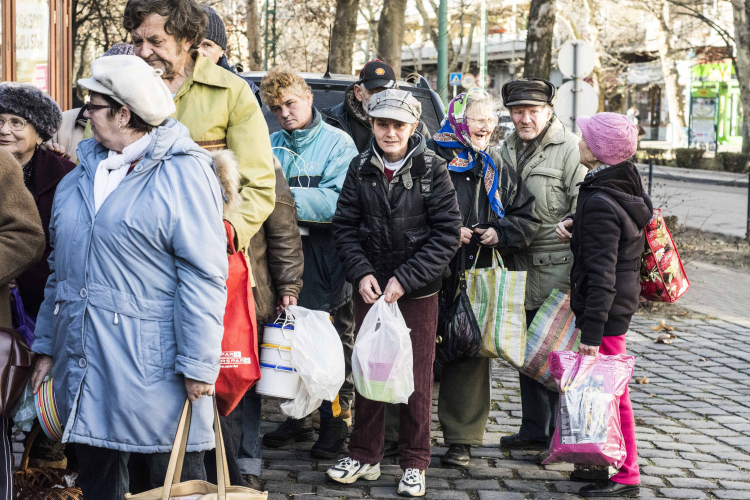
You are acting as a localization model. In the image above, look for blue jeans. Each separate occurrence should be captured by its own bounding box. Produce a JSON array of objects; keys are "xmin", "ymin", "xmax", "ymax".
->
[{"xmin": 237, "ymin": 386, "xmax": 263, "ymax": 477}]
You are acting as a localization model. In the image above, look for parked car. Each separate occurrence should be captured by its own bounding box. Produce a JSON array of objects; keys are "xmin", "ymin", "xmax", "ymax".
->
[{"xmin": 242, "ymin": 71, "xmax": 447, "ymax": 135}]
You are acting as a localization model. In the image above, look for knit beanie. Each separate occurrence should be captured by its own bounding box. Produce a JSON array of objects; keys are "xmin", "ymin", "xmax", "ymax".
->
[
  {"xmin": 576, "ymin": 113, "xmax": 638, "ymax": 166},
  {"xmin": 0, "ymin": 83, "xmax": 62, "ymax": 141},
  {"xmin": 104, "ymin": 42, "xmax": 135, "ymax": 57},
  {"xmin": 203, "ymin": 7, "xmax": 228, "ymax": 51}
]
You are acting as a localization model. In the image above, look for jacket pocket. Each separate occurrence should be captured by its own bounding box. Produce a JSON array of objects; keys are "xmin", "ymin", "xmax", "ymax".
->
[
  {"xmin": 140, "ymin": 319, "xmax": 165, "ymax": 385},
  {"xmin": 527, "ymin": 168, "xmax": 567, "ymax": 218},
  {"xmin": 404, "ymin": 226, "xmax": 430, "ymax": 256},
  {"xmin": 528, "ymin": 251, "xmax": 574, "ymax": 304}
]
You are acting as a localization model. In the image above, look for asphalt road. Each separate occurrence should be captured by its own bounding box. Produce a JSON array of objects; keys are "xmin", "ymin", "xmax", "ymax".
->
[{"xmin": 645, "ymin": 176, "xmax": 749, "ymax": 238}]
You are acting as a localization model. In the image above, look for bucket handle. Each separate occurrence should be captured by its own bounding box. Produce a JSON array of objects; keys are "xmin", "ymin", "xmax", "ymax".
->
[{"xmin": 274, "ymin": 310, "xmax": 294, "ymax": 328}]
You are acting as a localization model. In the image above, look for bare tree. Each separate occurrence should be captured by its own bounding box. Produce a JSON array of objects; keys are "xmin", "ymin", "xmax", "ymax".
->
[
  {"xmin": 246, "ymin": 0, "xmax": 262, "ymax": 70},
  {"xmin": 654, "ymin": 0, "xmax": 687, "ymax": 142},
  {"xmin": 377, "ymin": 0, "xmax": 409, "ymax": 76},
  {"xmin": 524, "ymin": 0, "xmax": 557, "ymax": 79},
  {"xmin": 330, "ymin": 0, "xmax": 360, "ymax": 74}
]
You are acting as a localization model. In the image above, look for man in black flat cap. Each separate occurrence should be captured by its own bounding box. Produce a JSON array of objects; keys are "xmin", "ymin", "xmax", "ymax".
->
[
  {"xmin": 497, "ymin": 78, "xmax": 587, "ymax": 460},
  {"xmin": 324, "ymin": 59, "xmax": 430, "ymax": 152}
]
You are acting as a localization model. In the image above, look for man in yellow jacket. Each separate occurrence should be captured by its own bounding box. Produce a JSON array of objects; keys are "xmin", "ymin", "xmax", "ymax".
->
[
  {"xmin": 124, "ymin": 0, "xmax": 276, "ymax": 253},
  {"xmin": 123, "ymin": 0, "xmax": 275, "ymax": 490}
]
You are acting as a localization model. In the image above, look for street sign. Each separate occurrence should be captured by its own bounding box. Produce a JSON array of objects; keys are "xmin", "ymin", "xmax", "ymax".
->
[
  {"xmin": 558, "ymin": 40, "xmax": 595, "ymax": 79},
  {"xmin": 461, "ymin": 73, "xmax": 476, "ymax": 89},
  {"xmin": 450, "ymin": 73, "xmax": 462, "ymax": 86},
  {"xmin": 555, "ymin": 80, "xmax": 598, "ymax": 133}
]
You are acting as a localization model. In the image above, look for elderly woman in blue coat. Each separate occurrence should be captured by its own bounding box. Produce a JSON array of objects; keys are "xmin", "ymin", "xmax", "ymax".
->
[{"xmin": 29, "ymin": 55, "xmax": 228, "ymax": 500}]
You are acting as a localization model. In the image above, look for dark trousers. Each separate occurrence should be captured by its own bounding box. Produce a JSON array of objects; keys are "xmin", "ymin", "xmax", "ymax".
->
[
  {"xmin": 0, "ymin": 418, "xmax": 11, "ymax": 500},
  {"xmin": 81, "ymin": 444, "xmax": 205, "ymax": 499},
  {"xmin": 237, "ymin": 386, "xmax": 263, "ymax": 477},
  {"xmin": 518, "ymin": 308, "xmax": 559, "ymax": 444},
  {"xmin": 348, "ymin": 294, "xmax": 438, "ymax": 471},
  {"xmin": 205, "ymin": 406, "xmax": 245, "ymax": 486}
]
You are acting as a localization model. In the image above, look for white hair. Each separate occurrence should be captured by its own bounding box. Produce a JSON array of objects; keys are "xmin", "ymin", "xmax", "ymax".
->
[{"xmin": 465, "ymin": 90, "xmax": 501, "ymax": 116}]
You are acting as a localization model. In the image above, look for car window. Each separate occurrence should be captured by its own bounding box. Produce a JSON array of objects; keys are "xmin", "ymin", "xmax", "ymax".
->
[{"xmin": 249, "ymin": 76, "xmax": 444, "ymax": 136}]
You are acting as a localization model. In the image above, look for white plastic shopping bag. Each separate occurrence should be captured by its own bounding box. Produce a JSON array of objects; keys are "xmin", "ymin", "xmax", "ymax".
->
[
  {"xmin": 352, "ymin": 297, "xmax": 414, "ymax": 404},
  {"xmin": 280, "ymin": 306, "xmax": 345, "ymax": 418}
]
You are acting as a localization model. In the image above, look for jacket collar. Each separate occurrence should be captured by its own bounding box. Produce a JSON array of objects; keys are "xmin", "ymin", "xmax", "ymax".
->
[
  {"xmin": 280, "ymin": 108, "xmax": 323, "ymax": 149},
  {"xmin": 175, "ymin": 53, "xmax": 231, "ymax": 100},
  {"xmin": 344, "ymin": 83, "xmax": 369, "ymax": 127},
  {"xmin": 363, "ymin": 133, "xmax": 426, "ymax": 177}
]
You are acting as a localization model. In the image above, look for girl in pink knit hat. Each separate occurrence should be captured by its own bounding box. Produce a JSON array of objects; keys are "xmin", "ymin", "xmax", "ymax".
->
[{"xmin": 559, "ymin": 112, "xmax": 653, "ymax": 498}]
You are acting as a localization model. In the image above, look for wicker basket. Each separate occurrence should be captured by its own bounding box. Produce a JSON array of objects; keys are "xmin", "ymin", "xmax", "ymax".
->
[{"xmin": 13, "ymin": 427, "xmax": 82, "ymax": 500}]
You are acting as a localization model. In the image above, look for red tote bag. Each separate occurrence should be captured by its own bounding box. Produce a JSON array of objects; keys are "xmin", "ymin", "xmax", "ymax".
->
[
  {"xmin": 215, "ymin": 221, "xmax": 261, "ymax": 416},
  {"xmin": 640, "ymin": 209, "xmax": 690, "ymax": 303}
]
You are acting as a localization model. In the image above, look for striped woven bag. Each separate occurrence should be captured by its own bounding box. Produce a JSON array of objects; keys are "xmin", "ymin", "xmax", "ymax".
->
[
  {"xmin": 464, "ymin": 249, "xmax": 527, "ymax": 367},
  {"xmin": 521, "ymin": 289, "xmax": 581, "ymax": 391}
]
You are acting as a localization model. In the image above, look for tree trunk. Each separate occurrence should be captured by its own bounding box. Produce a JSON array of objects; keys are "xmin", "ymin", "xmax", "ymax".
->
[
  {"xmin": 523, "ymin": 0, "xmax": 557, "ymax": 79},
  {"xmin": 329, "ymin": 0, "xmax": 360, "ymax": 74},
  {"xmin": 732, "ymin": 0, "xmax": 750, "ymax": 154},
  {"xmin": 377, "ymin": 0, "xmax": 408, "ymax": 77},
  {"xmin": 580, "ymin": 0, "xmax": 606, "ymax": 112},
  {"xmin": 246, "ymin": 0, "xmax": 262, "ymax": 70},
  {"xmin": 460, "ymin": 9, "xmax": 478, "ymax": 75},
  {"xmin": 655, "ymin": 1, "xmax": 686, "ymax": 144}
]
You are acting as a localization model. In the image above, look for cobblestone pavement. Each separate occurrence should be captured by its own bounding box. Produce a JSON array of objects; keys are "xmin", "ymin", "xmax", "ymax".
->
[{"xmin": 258, "ymin": 313, "xmax": 750, "ymax": 500}]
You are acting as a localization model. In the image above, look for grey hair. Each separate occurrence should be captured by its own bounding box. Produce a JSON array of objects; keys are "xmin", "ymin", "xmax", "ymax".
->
[{"xmin": 465, "ymin": 90, "xmax": 501, "ymax": 116}]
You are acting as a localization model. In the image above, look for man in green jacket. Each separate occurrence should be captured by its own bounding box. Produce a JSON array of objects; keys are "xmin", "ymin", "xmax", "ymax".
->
[
  {"xmin": 124, "ymin": 0, "xmax": 276, "ymax": 254},
  {"xmin": 124, "ymin": 0, "xmax": 276, "ymax": 489},
  {"xmin": 497, "ymin": 79, "xmax": 587, "ymax": 457}
]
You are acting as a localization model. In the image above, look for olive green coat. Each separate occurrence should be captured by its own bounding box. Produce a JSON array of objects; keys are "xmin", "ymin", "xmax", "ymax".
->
[{"xmin": 499, "ymin": 116, "xmax": 587, "ymax": 310}]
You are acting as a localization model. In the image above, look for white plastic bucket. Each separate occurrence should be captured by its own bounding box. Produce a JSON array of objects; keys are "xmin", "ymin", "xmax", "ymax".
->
[
  {"xmin": 263, "ymin": 322, "xmax": 294, "ymax": 347},
  {"xmin": 256, "ymin": 344, "xmax": 299, "ymax": 399}
]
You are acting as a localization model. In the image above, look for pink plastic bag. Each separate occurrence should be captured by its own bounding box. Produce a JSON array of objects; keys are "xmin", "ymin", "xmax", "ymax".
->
[{"xmin": 543, "ymin": 351, "xmax": 636, "ymax": 468}]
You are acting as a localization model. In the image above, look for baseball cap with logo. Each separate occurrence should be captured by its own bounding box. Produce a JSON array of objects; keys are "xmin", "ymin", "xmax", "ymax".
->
[{"xmin": 359, "ymin": 60, "xmax": 397, "ymax": 90}]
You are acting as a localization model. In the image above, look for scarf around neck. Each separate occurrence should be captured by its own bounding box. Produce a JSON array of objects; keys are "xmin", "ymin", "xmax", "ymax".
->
[
  {"xmin": 433, "ymin": 92, "xmax": 504, "ymax": 218},
  {"xmin": 93, "ymin": 132, "xmax": 152, "ymax": 213}
]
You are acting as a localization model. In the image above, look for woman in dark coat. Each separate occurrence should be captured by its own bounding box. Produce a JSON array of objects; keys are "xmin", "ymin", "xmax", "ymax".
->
[
  {"xmin": 560, "ymin": 112, "xmax": 651, "ymax": 498},
  {"xmin": 0, "ymin": 83, "xmax": 75, "ymax": 317},
  {"xmin": 427, "ymin": 90, "xmax": 540, "ymax": 466},
  {"xmin": 328, "ymin": 89, "xmax": 461, "ymax": 498}
]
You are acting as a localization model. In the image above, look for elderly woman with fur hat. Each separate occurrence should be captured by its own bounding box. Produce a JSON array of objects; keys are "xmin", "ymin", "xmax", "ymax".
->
[
  {"xmin": 0, "ymin": 83, "xmax": 75, "ymax": 319},
  {"xmin": 30, "ymin": 55, "xmax": 228, "ymax": 500},
  {"xmin": 560, "ymin": 113, "xmax": 651, "ymax": 498}
]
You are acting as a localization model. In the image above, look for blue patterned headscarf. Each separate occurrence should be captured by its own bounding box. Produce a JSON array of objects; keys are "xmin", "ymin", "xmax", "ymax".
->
[{"xmin": 433, "ymin": 92, "xmax": 504, "ymax": 218}]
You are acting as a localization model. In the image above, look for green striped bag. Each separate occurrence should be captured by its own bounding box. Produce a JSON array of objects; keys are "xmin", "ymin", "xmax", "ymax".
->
[
  {"xmin": 464, "ymin": 249, "xmax": 527, "ymax": 367},
  {"xmin": 521, "ymin": 289, "xmax": 581, "ymax": 392}
]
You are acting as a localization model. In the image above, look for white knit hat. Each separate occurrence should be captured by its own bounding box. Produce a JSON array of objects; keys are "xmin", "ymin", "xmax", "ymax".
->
[{"xmin": 78, "ymin": 55, "xmax": 176, "ymax": 126}]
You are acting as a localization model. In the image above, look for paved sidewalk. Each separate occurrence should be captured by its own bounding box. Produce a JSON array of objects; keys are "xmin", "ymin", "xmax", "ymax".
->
[
  {"xmin": 636, "ymin": 163, "xmax": 749, "ymax": 188},
  {"xmin": 679, "ymin": 262, "xmax": 750, "ymax": 327},
  {"xmin": 259, "ymin": 314, "xmax": 750, "ymax": 500}
]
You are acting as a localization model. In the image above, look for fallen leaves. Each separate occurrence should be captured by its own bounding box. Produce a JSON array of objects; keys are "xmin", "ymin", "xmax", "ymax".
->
[
  {"xmin": 636, "ymin": 377, "xmax": 650, "ymax": 384},
  {"xmin": 651, "ymin": 320, "xmax": 675, "ymax": 331},
  {"xmin": 654, "ymin": 334, "xmax": 677, "ymax": 344}
]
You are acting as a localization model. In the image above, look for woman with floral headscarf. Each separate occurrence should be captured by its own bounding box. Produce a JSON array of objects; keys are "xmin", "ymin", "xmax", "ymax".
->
[{"xmin": 426, "ymin": 90, "xmax": 540, "ymax": 466}]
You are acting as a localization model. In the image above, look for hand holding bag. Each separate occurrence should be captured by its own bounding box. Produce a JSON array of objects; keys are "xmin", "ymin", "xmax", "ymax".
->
[
  {"xmin": 125, "ymin": 397, "xmax": 267, "ymax": 500},
  {"xmin": 464, "ymin": 248, "xmax": 527, "ymax": 367}
]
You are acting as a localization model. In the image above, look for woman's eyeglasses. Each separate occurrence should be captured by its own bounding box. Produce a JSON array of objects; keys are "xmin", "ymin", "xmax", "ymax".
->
[
  {"xmin": 465, "ymin": 116, "xmax": 498, "ymax": 129},
  {"xmin": 84, "ymin": 102, "xmax": 115, "ymax": 112},
  {"xmin": 0, "ymin": 117, "xmax": 28, "ymax": 131}
]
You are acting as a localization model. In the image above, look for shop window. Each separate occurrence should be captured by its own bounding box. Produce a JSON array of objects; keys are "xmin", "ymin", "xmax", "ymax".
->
[{"xmin": 15, "ymin": 0, "xmax": 49, "ymax": 91}]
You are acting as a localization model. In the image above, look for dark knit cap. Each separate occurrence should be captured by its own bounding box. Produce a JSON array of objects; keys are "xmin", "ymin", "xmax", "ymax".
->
[
  {"xmin": 502, "ymin": 78, "xmax": 557, "ymax": 107},
  {"xmin": 203, "ymin": 7, "xmax": 228, "ymax": 51},
  {"xmin": 104, "ymin": 42, "xmax": 135, "ymax": 57},
  {"xmin": 0, "ymin": 83, "xmax": 62, "ymax": 141}
]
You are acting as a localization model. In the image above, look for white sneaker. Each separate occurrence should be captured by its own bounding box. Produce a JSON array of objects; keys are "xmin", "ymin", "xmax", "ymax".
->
[
  {"xmin": 326, "ymin": 457, "xmax": 381, "ymax": 484},
  {"xmin": 398, "ymin": 468, "xmax": 426, "ymax": 497}
]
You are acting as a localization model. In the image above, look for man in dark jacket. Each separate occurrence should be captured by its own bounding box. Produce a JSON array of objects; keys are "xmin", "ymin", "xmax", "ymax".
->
[
  {"xmin": 323, "ymin": 60, "xmax": 430, "ymax": 153},
  {"xmin": 562, "ymin": 113, "xmax": 649, "ymax": 498}
]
